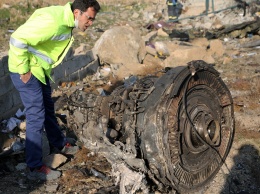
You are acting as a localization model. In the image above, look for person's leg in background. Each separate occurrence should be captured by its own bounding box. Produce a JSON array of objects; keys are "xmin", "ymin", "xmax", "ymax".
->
[
  {"xmin": 167, "ymin": 0, "xmax": 175, "ymax": 19},
  {"xmin": 172, "ymin": 0, "xmax": 179, "ymax": 19},
  {"xmin": 205, "ymin": 0, "xmax": 214, "ymax": 15},
  {"xmin": 205, "ymin": 0, "xmax": 209, "ymax": 14},
  {"xmin": 211, "ymin": 0, "xmax": 215, "ymax": 12}
]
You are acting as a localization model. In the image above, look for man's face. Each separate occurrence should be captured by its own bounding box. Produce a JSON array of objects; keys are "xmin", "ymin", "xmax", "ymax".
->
[{"xmin": 74, "ymin": 7, "xmax": 97, "ymax": 32}]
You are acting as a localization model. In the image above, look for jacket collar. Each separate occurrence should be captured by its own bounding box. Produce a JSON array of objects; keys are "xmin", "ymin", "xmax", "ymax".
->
[{"xmin": 64, "ymin": 2, "xmax": 75, "ymax": 28}]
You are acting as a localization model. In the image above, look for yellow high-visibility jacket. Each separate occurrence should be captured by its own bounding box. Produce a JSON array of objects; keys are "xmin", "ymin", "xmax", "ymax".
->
[{"xmin": 8, "ymin": 2, "xmax": 74, "ymax": 84}]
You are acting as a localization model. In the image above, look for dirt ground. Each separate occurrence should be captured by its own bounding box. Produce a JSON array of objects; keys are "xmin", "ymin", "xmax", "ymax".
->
[{"xmin": 0, "ymin": 0, "xmax": 260, "ymax": 194}]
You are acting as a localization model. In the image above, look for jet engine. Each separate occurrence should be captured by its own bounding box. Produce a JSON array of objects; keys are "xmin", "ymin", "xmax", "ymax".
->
[{"xmin": 66, "ymin": 60, "xmax": 234, "ymax": 193}]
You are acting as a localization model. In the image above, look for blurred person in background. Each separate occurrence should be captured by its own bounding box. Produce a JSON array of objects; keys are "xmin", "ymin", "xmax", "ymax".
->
[{"xmin": 167, "ymin": 0, "xmax": 184, "ymax": 20}]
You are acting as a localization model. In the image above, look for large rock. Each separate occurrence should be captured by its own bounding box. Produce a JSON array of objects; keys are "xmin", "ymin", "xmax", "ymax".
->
[
  {"xmin": 109, "ymin": 59, "xmax": 163, "ymax": 81},
  {"xmin": 163, "ymin": 45, "xmax": 215, "ymax": 67},
  {"xmin": 161, "ymin": 38, "xmax": 225, "ymax": 68},
  {"xmin": 92, "ymin": 26, "xmax": 146, "ymax": 65}
]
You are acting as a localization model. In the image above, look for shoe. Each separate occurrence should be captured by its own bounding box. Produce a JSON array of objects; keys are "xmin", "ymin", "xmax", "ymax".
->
[
  {"xmin": 65, "ymin": 137, "xmax": 77, "ymax": 145},
  {"xmin": 27, "ymin": 165, "xmax": 61, "ymax": 181},
  {"xmin": 60, "ymin": 142, "xmax": 79, "ymax": 155}
]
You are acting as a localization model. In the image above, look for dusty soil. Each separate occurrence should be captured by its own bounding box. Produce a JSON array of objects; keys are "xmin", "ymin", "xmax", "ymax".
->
[
  {"xmin": 203, "ymin": 40, "xmax": 260, "ymax": 194},
  {"xmin": 0, "ymin": 0, "xmax": 260, "ymax": 194}
]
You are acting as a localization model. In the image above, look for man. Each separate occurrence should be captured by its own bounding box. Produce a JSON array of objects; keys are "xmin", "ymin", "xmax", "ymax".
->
[
  {"xmin": 167, "ymin": 0, "xmax": 183, "ymax": 20},
  {"xmin": 8, "ymin": 0, "xmax": 100, "ymax": 181}
]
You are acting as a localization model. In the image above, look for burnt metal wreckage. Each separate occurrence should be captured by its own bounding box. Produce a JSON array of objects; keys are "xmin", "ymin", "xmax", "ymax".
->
[{"xmin": 66, "ymin": 60, "xmax": 235, "ymax": 193}]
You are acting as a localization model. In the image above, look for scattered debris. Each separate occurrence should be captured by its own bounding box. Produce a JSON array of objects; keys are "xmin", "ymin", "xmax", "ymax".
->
[{"xmin": 0, "ymin": 0, "xmax": 260, "ymax": 193}]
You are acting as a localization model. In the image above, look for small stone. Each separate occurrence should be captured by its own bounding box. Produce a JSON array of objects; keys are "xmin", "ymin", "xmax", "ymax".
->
[
  {"xmin": 43, "ymin": 154, "xmax": 67, "ymax": 169},
  {"xmin": 46, "ymin": 184, "xmax": 59, "ymax": 192},
  {"xmin": 2, "ymin": 3, "xmax": 11, "ymax": 8},
  {"xmin": 132, "ymin": 12, "xmax": 139, "ymax": 19},
  {"xmin": 157, "ymin": 28, "xmax": 169, "ymax": 37},
  {"xmin": 18, "ymin": 178, "xmax": 27, "ymax": 189},
  {"xmin": 15, "ymin": 163, "xmax": 27, "ymax": 171},
  {"xmin": 18, "ymin": 121, "xmax": 26, "ymax": 131}
]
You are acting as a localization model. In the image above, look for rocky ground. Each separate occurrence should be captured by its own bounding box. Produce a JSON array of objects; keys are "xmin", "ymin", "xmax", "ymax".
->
[{"xmin": 0, "ymin": 0, "xmax": 260, "ymax": 194}]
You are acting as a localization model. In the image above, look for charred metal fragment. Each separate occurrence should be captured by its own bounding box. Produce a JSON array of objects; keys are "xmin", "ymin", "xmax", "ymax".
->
[{"xmin": 66, "ymin": 60, "xmax": 235, "ymax": 193}]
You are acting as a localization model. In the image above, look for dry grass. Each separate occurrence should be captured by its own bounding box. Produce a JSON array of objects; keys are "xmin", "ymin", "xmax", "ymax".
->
[
  {"xmin": 0, "ymin": 0, "xmax": 67, "ymax": 6},
  {"xmin": 229, "ymin": 73, "xmax": 260, "ymax": 110},
  {"xmin": 235, "ymin": 119, "xmax": 260, "ymax": 140},
  {"xmin": 0, "ymin": 0, "xmax": 156, "ymax": 7}
]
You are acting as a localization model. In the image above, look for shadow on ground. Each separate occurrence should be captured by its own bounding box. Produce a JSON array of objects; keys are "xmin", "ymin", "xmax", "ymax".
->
[{"xmin": 221, "ymin": 144, "xmax": 260, "ymax": 194}]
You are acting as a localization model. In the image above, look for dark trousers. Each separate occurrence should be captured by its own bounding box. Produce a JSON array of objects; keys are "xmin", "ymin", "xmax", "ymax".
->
[
  {"xmin": 10, "ymin": 73, "xmax": 66, "ymax": 168},
  {"xmin": 168, "ymin": 0, "xmax": 181, "ymax": 18}
]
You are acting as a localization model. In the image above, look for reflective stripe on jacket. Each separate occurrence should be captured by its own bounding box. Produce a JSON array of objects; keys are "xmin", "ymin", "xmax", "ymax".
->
[
  {"xmin": 8, "ymin": 2, "xmax": 74, "ymax": 84},
  {"xmin": 167, "ymin": 0, "xmax": 177, "ymax": 5}
]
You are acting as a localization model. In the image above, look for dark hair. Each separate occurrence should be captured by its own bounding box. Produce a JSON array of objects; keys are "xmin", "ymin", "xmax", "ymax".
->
[{"xmin": 71, "ymin": 0, "xmax": 101, "ymax": 12}]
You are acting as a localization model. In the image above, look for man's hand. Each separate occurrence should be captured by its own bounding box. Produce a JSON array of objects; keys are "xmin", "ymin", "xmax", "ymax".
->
[{"xmin": 20, "ymin": 71, "xmax": 31, "ymax": 84}]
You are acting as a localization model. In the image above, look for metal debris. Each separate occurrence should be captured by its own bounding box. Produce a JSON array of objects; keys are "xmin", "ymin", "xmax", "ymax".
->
[{"xmin": 66, "ymin": 60, "xmax": 235, "ymax": 193}]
